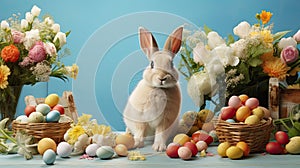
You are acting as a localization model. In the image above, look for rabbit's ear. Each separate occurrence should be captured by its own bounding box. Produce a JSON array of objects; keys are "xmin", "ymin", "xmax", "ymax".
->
[
  {"xmin": 139, "ymin": 27, "xmax": 159, "ymax": 59},
  {"xmin": 163, "ymin": 26, "xmax": 183, "ymax": 57}
]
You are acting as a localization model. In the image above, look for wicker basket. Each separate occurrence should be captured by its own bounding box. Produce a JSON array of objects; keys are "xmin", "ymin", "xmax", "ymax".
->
[
  {"xmin": 12, "ymin": 120, "xmax": 71, "ymax": 143},
  {"xmin": 215, "ymin": 117, "xmax": 274, "ymax": 153}
]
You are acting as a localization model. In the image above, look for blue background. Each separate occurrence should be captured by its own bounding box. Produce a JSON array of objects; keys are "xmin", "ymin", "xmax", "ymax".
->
[{"xmin": 1, "ymin": 0, "xmax": 300, "ymax": 131}]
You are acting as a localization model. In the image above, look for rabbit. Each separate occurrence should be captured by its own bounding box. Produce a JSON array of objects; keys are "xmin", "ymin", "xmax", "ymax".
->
[{"xmin": 123, "ymin": 26, "xmax": 183, "ymax": 151}]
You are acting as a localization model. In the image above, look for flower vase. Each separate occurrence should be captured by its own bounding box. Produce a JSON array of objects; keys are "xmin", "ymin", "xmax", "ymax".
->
[{"xmin": 0, "ymin": 85, "xmax": 23, "ymax": 124}]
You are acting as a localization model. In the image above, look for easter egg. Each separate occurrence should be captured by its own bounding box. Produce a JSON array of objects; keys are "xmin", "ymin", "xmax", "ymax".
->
[
  {"xmin": 196, "ymin": 141, "xmax": 208, "ymax": 152},
  {"xmin": 85, "ymin": 143, "xmax": 100, "ymax": 157},
  {"xmin": 245, "ymin": 98, "xmax": 259, "ymax": 109},
  {"xmin": 43, "ymin": 149, "xmax": 56, "ymax": 165},
  {"xmin": 178, "ymin": 146, "xmax": 192, "ymax": 160},
  {"xmin": 96, "ymin": 146, "xmax": 115, "ymax": 159},
  {"xmin": 115, "ymin": 133, "xmax": 135, "ymax": 149},
  {"xmin": 221, "ymin": 106, "xmax": 236, "ymax": 120},
  {"xmin": 244, "ymin": 115, "xmax": 260, "ymax": 125},
  {"xmin": 275, "ymin": 131, "xmax": 290, "ymax": 145},
  {"xmin": 115, "ymin": 144, "xmax": 128, "ymax": 157},
  {"xmin": 45, "ymin": 93, "xmax": 60, "ymax": 108},
  {"xmin": 28, "ymin": 112, "xmax": 44, "ymax": 123},
  {"xmin": 15, "ymin": 115, "xmax": 28, "ymax": 123},
  {"xmin": 166, "ymin": 143, "xmax": 180, "ymax": 158},
  {"xmin": 52, "ymin": 104, "xmax": 65, "ymax": 115},
  {"xmin": 38, "ymin": 138, "xmax": 57, "ymax": 155},
  {"xmin": 228, "ymin": 96, "xmax": 242, "ymax": 109},
  {"xmin": 266, "ymin": 141, "xmax": 283, "ymax": 154},
  {"xmin": 57, "ymin": 142, "xmax": 72, "ymax": 158},
  {"xmin": 236, "ymin": 141, "xmax": 250, "ymax": 156},
  {"xmin": 46, "ymin": 110, "xmax": 61, "ymax": 123},
  {"xmin": 226, "ymin": 146, "xmax": 244, "ymax": 159},
  {"xmin": 217, "ymin": 141, "xmax": 231, "ymax": 157},
  {"xmin": 183, "ymin": 142, "xmax": 198, "ymax": 157},
  {"xmin": 226, "ymin": 119, "xmax": 236, "ymax": 123},
  {"xmin": 252, "ymin": 107, "xmax": 265, "ymax": 119},
  {"xmin": 36, "ymin": 103, "xmax": 51, "ymax": 115},
  {"xmin": 24, "ymin": 105, "xmax": 36, "ymax": 117},
  {"xmin": 173, "ymin": 133, "xmax": 190, "ymax": 146},
  {"xmin": 236, "ymin": 106, "xmax": 251, "ymax": 122},
  {"xmin": 239, "ymin": 94, "xmax": 249, "ymax": 105},
  {"xmin": 259, "ymin": 106, "xmax": 271, "ymax": 119}
]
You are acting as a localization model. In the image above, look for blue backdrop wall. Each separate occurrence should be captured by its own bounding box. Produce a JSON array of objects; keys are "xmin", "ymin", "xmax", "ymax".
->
[{"xmin": 1, "ymin": 0, "xmax": 300, "ymax": 131}]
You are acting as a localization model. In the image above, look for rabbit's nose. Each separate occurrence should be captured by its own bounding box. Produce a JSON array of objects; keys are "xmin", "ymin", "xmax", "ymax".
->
[{"xmin": 160, "ymin": 77, "xmax": 167, "ymax": 82}]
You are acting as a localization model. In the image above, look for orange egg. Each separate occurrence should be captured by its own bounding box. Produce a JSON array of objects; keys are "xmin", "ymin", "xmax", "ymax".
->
[
  {"xmin": 239, "ymin": 94, "xmax": 249, "ymax": 105},
  {"xmin": 236, "ymin": 106, "xmax": 251, "ymax": 122},
  {"xmin": 236, "ymin": 141, "xmax": 250, "ymax": 156}
]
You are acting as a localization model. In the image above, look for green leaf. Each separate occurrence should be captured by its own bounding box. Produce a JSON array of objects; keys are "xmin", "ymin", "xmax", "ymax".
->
[
  {"xmin": 227, "ymin": 34, "xmax": 235, "ymax": 45},
  {"xmin": 273, "ymin": 31, "xmax": 290, "ymax": 42},
  {"xmin": 238, "ymin": 62, "xmax": 251, "ymax": 84},
  {"xmin": 248, "ymin": 57, "xmax": 263, "ymax": 67},
  {"xmin": 203, "ymin": 25, "xmax": 212, "ymax": 35}
]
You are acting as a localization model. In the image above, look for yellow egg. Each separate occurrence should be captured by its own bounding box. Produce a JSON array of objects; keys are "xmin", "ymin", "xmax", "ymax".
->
[
  {"xmin": 217, "ymin": 141, "xmax": 231, "ymax": 157},
  {"xmin": 244, "ymin": 115, "xmax": 260, "ymax": 125},
  {"xmin": 45, "ymin": 94, "xmax": 60, "ymax": 108},
  {"xmin": 236, "ymin": 106, "xmax": 251, "ymax": 122},
  {"xmin": 115, "ymin": 144, "xmax": 128, "ymax": 157},
  {"xmin": 173, "ymin": 133, "xmax": 190, "ymax": 146},
  {"xmin": 38, "ymin": 138, "xmax": 57, "ymax": 155},
  {"xmin": 226, "ymin": 146, "xmax": 244, "ymax": 159},
  {"xmin": 252, "ymin": 107, "xmax": 265, "ymax": 119},
  {"xmin": 115, "ymin": 133, "xmax": 135, "ymax": 150}
]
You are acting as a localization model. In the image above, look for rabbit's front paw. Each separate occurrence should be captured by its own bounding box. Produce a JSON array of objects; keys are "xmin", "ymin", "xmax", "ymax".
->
[
  {"xmin": 134, "ymin": 138, "xmax": 144, "ymax": 148},
  {"xmin": 152, "ymin": 142, "xmax": 166, "ymax": 152}
]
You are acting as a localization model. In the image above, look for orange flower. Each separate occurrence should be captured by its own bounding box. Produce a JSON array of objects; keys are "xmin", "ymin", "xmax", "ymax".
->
[
  {"xmin": 262, "ymin": 57, "xmax": 290, "ymax": 80},
  {"xmin": 1, "ymin": 44, "xmax": 20, "ymax": 62},
  {"xmin": 260, "ymin": 10, "xmax": 273, "ymax": 24}
]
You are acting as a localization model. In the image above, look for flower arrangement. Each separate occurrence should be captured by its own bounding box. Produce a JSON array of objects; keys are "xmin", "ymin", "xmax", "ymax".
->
[
  {"xmin": 179, "ymin": 10, "xmax": 300, "ymax": 110},
  {"xmin": 0, "ymin": 5, "xmax": 78, "ymax": 119}
]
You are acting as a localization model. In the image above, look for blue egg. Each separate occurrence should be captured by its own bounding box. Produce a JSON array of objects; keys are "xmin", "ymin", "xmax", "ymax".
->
[
  {"xmin": 226, "ymin": 119, "xmax": 236, "ymax": 123},
  {"xmin": 96, "ymin": 146, "xmax": 114, "ymax": 159},
  {"xmin": 46, "ymin": 110, "xmax": 60, "ymax": 122},
  {"xmin": 43, "ymin": 149, "xmax": 56, "ymax": 165},
  {"xmin": 36, "ymin": 104, "xmax": 51, "ymax": 115}
]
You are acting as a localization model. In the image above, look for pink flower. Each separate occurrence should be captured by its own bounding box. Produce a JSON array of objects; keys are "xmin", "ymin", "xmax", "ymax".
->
[
  {"xmin": 28, "ymin": 41, "xmax": 46, "ymax": 62},
  {"xmin": 293, "ymin": 29, "xmax": 300, "ymax": 43},
  {"xmin": 280, "ymin": 45, "xmax": 299, "ymax": 64},
  {"xmin": 11, "ymin": 30, "xmax": 24, "ymax": 44}
]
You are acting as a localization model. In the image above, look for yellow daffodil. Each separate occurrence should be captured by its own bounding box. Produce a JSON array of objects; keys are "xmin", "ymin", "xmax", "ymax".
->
[
  {"xmin": 0, "ymin": 65, "xmax": 10, "ymax": 89},
  {"xmin": 65, "ymin": 64, "xmax": 79, "ymax": 79},
  {"xmin": 92, "ymin": 124, "xmax": 111, "ymax": 135},
  {"xmin": 77, "ymin": 113, "xmax": 92, "ymax": 126},
  {"xmin": 67, "ymin": 125, "xmax": 85, "ymax": 145},
  {"xmin": 260, "ymin": 10, "xmax": 273, "ymax": 24},
  {"xmin": 262, "ymin": 57, "xmax": 290, "ymax": 80}
]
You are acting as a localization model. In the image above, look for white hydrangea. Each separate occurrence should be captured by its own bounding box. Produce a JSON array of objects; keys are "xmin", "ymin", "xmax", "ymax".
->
[{"xmin": 233, "ymin": 21, "xmax": 251, "ymax": 39}]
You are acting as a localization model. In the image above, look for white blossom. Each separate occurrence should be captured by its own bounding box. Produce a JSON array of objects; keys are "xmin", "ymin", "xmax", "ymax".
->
[
  {"xmin": 207, "ymin": 31, "xmax": 225, "ymax": 49},
  {"xmin": 23, "ymin": 29, "xmax": 40, "ymax": 50},
  {"xmin": 54, "ymin": 32, "xmax": 66, "ymax": 48},
  {"xmin": 212, "ymin": 44, "xmax": 239, "ymax": 66},
  {"xmin": 20, "ymin": 19, "xmax": 28, "ymax": 29},
  {"xmin": 233, "ymin": 21, "xmax": 251, "ymax": 39},
  {"xmin": 25, "ymin": 12, "xmax": 34, "ymax": 23},
  {"xmin": 0, "ymin": 20, "xmax": 9, "ymax": 29},
  {"xmin": 278, "ymin": 37, "xmax": 297, "ymax": 49},
  {"xmin": 31, "ymin": 5, "xmax": 41, "ymax": 17},
  {"xmin": 51, "ymin": 23, "xmax": 60, "ymax": 33},
  {"xmin": 44, "ymin": 42, "xmax": 57, "ymax": 56},
  {"xmin": 44, "ymin": 17, "xmax": 54, "ymax": 25}
]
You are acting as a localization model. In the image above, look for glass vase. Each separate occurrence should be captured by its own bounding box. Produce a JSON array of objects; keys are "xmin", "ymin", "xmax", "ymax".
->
[{"xmin": 0, "ymin": 85, "xmax": 23, "ymax": 123}]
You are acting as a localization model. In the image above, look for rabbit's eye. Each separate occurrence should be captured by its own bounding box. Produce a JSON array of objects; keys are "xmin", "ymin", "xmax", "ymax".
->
[{"xmin": 150, "ymin": 61, "xmax": 154, "ymax": 69}]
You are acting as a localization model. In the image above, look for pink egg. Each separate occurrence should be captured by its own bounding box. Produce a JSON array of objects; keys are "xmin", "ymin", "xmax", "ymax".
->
[
  {"xmin": 245, "ymin": 98, "xmax": 259, "ymax": 109},
  {"xmin": 196, "ymin": 141, "xmax": 208, "ymax": 152},
  {"xmin": 228, "ymin": 96, "xmax": 242, "ymax": 109},
  {"xmin": 178, "ymin": 146, "xmax": 192, "ymax": 160}
]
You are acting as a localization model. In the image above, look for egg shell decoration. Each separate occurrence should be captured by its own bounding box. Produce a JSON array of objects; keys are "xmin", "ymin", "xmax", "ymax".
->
[
  {"xmin": 114, "ymin": 144, "xmax": 128, "ymax": 157},
  {"xmin": 177, "ymin": 146, "xmax": 192, "ymax": 160},
  {"xmin": 228, "ymin": 96, "xmax": 242, "ymax": 109},
  {"xmin": 45, "ymin": 93, "xmax": 60, "ymax": 108},
  {"xmin": 85, "ymin": 144, "xmax": 100, "ymax": 157},
  {"xmin": 115, "ymin": 133, "xmax": 135, "ymax": 149},
  {"xmin": 46, "ymin": 110, "xmax": 61, "ymax": 123},
  {"xmin": 38, "ymin": 138, "xmax": 57, "ymax": 155},
  {"xmin": 15, "ymin": 115, "xmax": 28, "ymax": 123},
  {"xmin": 96, "ymin": 146, "xmax": 115, "ymax": 159},
  {"xmin": 245, "ymin": 97, "xmax": 259, "ymax": 109},
  {"xmin": 24, "ymin": 105, "xmax": 36, "ymax": 117},
  {"xmin": 36, "ymin": 103, "xmax": 51, "ymax": 115},
  {"xmin": 57, "ymin": 142, "xmax": 72, "ymax": 158},
  {"xmin": 28, "ymin": 112, "xmax": 44, "ymax": 123},
  {"xmin": 43, "ymin": 149, "xmax": 56, "ymax": 165}
]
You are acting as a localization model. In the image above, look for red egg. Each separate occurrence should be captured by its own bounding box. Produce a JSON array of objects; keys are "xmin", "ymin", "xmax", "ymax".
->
[
  {"xmin": 183, "ymin": 142, "xmax": 198, "ymax": 157},
  {"xmin": 228, "ymin": 96, "xmax": 242, "ymax": 109},
  {"xmin": 52, "ymin": 104, "xmax": 65, "ymax": 115},
  {"xmin": 245, "ymin": 98, "xmax": 259, "ymax": 109},
  {"xmin": 220, "ymin": 106, "xmax": 236, "ymax": 120},
  {"xmin": 191, "ymin": 131, "xmax": 213, "ymax": 145},
  {"xmin": 24, "ymin": 105, "xmax": 36, "ymax": 117},
  {"xmin": 275, "ymin": 131, "xmax": 290, "ymax": 145},
  {"xmin": 166, "ymin": 143, "xmax": 180, "ymax": 158},
  {"xmin": 266, "ymin": 142, "xmax": 283, "ymax": 154}
]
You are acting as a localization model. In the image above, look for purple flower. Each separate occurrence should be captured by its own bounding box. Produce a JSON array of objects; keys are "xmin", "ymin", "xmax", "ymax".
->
[
  {"xmin": 28, "ymin": 41, "xmax": 46, "ymax": 62},
  {"xmin": 280, "ymin": 45, "xmax": 299, "ymax": 64}
]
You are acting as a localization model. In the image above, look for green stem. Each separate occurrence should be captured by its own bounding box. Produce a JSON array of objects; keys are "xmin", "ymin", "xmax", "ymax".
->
[
  {"xmin": 0, "ymin": 129, "xmax": 17, "ymax": 144},
  {"xmin": 279, "ymin": 119, "xmax": 291, "ymax": 131},
  {"xmin": 180, "ymin": 53, "xmax": 193, "ymax": 77}
]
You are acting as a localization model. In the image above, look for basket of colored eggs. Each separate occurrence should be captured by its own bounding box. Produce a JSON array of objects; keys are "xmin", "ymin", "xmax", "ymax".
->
[
  {"xmin": 12, "ymin": 93, "xmax": 73, "ymax": 143},
  {"xmin": 214, "ymin": 94, "xmax": 274, "ymax": 153}
]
